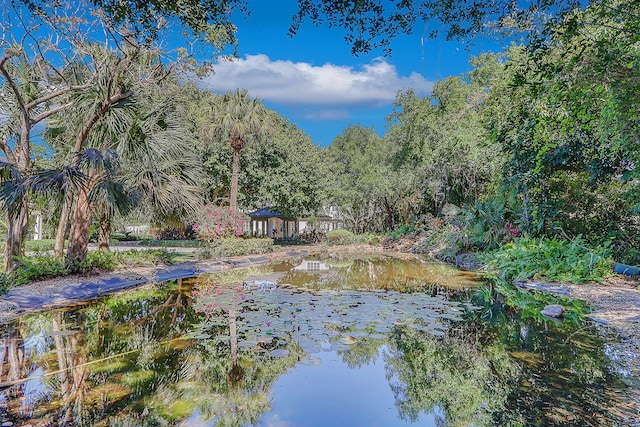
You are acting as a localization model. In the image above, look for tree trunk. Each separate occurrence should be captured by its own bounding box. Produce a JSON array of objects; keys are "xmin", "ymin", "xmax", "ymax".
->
[
  {"xmin": 4, "ymin": 201, "xmax": 29, "ymax": 273},
  {"xmin": 97, "ymin": 208, "xmax": 111, "ymax": 253},
  {"xmin": 383, "ymin": 197, "xmax": 396, "ymax": 231},
  {"xmin": 52, "ymin": 313, "xmax": 71, "ymax": 400},
  {"xmin": 226, "ymin": 307, "xmax": 243, "ymax": 387},
  {"xmin": 66, "ymin": 186, "xmax": 93, "ymax": 269},
  {"xmin": 54, "ymin": 191, "xmax": 74, "ymax": 258},
  {"xmin": 229, "ymin": 147, "xmax": 241, "ymax": 211}
]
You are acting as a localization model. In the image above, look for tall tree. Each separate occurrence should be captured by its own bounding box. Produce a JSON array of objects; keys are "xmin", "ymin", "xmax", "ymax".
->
[
  {"xmin": 324, "ymin": 124, "xmax": 396, "ymax": 233},
  {"xmin": 385, "ymin": 69, "xmax": 504, "ymax": 217},
  {"xmin": 212, "ymin": 89, "xmax": 269, "ymax": 211},
  {"xmin": 0, "ymin": 25, "xmax": 93, "ymax": 271},
  {"xmin": 489, "ymin": 1, "xmax": 640, "ymax": 252},
  {"xmin": 187, "ymin": 85, "xmax": 326, "ymax": 216}
]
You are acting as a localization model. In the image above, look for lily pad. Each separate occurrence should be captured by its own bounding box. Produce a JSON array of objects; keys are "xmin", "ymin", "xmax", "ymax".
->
[
  {"xmin": 299, "ymin": 355, "xmax": 322, "ymax": 366},
  {"xmin": 270, "ymin": 349, "xmax": 290, "ymax": 358},
  {"xmin": 340, "ymin": 335, "xmax": 357, "ymax": 345}
]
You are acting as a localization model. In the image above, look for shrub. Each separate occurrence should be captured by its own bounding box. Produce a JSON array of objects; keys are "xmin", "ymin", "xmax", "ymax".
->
[
  {"xmin": 389, "ymin": 225, "xmax": 414, "ymax": 240},
  {"xmin": 356, "ymin": 233, "xmax": 381, "ymax": 245},
  {"xmin": 197, "ymin": 238, "xmax": 274, "ymax": 259},
  {"xmin": 65, "ymin": 249, "xmax": 177, "ymax": 275},
  {"xmin": 139, "ymin": 239, "xmax": 204, "ymax": 248},
  {"xmin": 459, "ymin": 196, "xmax": 521, "ymax": 250},
  {"xmin": 0, "ymin": 255, "xmax": 69, "ymax": 293},
  {"xmin": 325, "ymin": 230, "xmax": 358, "ymax": 245},
  {"xmin": 13, "ymin": 255, "xmax": 69, "ymax": 285},
  {"xmin": 116, "ymin": 249, "xmax": 177, "ymax": 266},
  {"xmin": 192, "ymin": 205, "xmax": 247, "ymax": 242},
  {"xmin": 485, "ymin": 236, "xmax": 613, "ymax": 283}
]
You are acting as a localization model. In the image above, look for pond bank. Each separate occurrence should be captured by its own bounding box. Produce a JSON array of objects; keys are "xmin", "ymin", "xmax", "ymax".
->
[{"xmin": 0, "ymin": 244, "xmax": 382, "ymax": 325}]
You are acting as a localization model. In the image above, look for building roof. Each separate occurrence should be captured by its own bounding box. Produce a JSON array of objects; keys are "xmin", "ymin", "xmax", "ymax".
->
[{"xmin": 248, "ymin": 208, "xmax": 295, "ymax": 219}]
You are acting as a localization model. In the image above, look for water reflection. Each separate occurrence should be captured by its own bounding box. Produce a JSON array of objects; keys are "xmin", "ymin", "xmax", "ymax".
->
[{"xmin": 0, "ymin": 254, "xmax": 636, "ymax": 426}]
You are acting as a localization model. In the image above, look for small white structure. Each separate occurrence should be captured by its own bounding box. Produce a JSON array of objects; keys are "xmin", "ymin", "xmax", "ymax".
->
[
  {"xmin": 293, "ymin": 259, "xmax": 331, "ymax": 271},
  {"xmin": 299, "ymin": 206, "xmax": 344, "ymax": 232},
  {"xmin": 33, "ymin": 212, "xmax": 43, "ymax": 240},
  {"xmin": 248, "ymin": 208, "xmax": 298, "ymax": 239}
]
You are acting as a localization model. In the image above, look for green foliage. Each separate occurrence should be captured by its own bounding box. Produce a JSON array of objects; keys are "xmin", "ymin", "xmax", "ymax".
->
[
  {"xmin": 491, "ymin": 2, "xmax": 640, "ymax": 251},
  {"xmin": 190, "ymin": 87, "xmax": 326, "ymax": 216},
  {"xmin": 113, "ymin": 250, "xmax": 179, "ymax": 266},
  {"xmin": 139, "ymin": 239, "xmax": 204, "ymax": 248},
  {"xmin": 80, "ymin": 251, "xmax": 118, "ymax": 271},
  {"xmin": 488, "ymin": 280, "xmax": 591, "ymax": 324},
  {"xmin": 0, "ymin": 255, "xmax": 69, "ymax": 290},
  {"xmin": 325, "ymin": 229, "xmax": 358, "ymax": 245},
  {"xmin": 459, "ymin": 193, "xmax": 522, "ymax": 250},
  {"xmin": 0, "ymin": 239, "xmax": 57, "ymax": 253},
  {"xmin": 356, "ymin": 233, "xmax": 381, "ymax": 245},
  {"xmin": 70, "ymin": 249, "xmax": 178, "ymax": 272},
  {"xmin": 387, "ymin": 75, "xmax": 504, "ymax": 219},
  {"xmin": 486, "ymin": 237, "xmax": 613, "ymax": 284},
  {"xmin": 324, "ymin": 125, "xmax": 399, "ymax": 233},
  {"xmin": 389, "ymin": 225, "xmax": 415, "ymax": 240},
  {"xmin": 197, "ymin": 238, "xmax": 273, "ymax": 259}
]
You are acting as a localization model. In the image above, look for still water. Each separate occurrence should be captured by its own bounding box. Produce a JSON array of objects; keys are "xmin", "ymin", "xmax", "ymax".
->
[{"xmin": 0, "ymin": 253, "xmax": 637, "ymax": 426}]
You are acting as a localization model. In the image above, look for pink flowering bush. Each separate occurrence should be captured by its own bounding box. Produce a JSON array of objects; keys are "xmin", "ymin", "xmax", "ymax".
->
[{"xmin": 192, "ymin": 204, "xmax": 247, "ymax": 243}]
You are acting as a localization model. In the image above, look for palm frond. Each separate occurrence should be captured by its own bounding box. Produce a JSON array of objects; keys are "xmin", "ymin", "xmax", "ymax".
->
[
  {"xmin": 0, "ymin": 161, "xmax": 22, "ymax": 182},
  {"xmin": 0, "ymin": 178, "xmax": 27, "ymax": 217},
  {"xmin": 75, "ymin": 148, "xmax": 120, "ymax": 176},
  {"xmin": 28, "ymin": 166, "xmax": 87, "ymax": 193}
]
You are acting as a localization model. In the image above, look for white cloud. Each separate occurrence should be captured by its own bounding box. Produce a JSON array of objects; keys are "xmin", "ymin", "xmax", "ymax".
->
[{"xmin": 197, "ymin": 54, "xmax": 433, "ymax": 108}]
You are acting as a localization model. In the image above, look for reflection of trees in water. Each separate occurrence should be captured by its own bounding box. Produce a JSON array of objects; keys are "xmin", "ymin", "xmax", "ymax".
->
[
  {"xmin": 0, "ymin": 273, "xmax": 634, "ymax": 426},
  {"xmin": 51, "ymin": 311, "xmax": 89, "ymax": 425},
  {"xmin": 0, "ymin": 324, "xmax": 29, "ymax": 420},
  {"xmin": 385, "ymin": 325, "xmax": 516, "ymax": 426},
  {"xmin": 282, "ymin": 256, "xmax": 475, "ymax": 291},
  {"xmin": 384, "ymin": 306, "xmax": 634, "ymax": 426},
  {"xmin": 336, "ymin": 335, "xmax": 386, "ymax": 369},
  {"xmin": 0, "ymin": 278, "xmax": 301, "ymax": 426}
]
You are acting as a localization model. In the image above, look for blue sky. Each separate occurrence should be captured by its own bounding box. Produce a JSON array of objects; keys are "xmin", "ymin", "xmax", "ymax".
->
[{"xmin": 196, "ymin": 0, "xmax": 505, "ymax": 146}]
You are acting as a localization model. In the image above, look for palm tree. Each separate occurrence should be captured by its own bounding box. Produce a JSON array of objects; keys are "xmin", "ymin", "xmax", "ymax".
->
[
  {"xmin": 40, "ymin": 46, "xmax": 199, "ymax": 267},
  {"xmin": 0, "ymin": 53, "xmax": 89, "ymax": 272},
  {"xmin": 103, "ymin": 86, "xmax": 202, "ymax": 251},
  {"xmin": 214, "ymin": 89, "xmax": 269, "ymax": 211}
]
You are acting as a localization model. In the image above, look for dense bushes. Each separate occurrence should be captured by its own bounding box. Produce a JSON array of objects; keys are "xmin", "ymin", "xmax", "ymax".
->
[
  {"xmin": 192, "ymin": 205, "xmax": 246, "ymax": 242},
  {"xmin": 0, "ymin": 249, "xmax": 180, "ymax": 294},
  {"xmin": 197, "ymin": 238, "xmax": 273, "ymax": 259},
  {"xmin": 485, "ymin": 237, "xmax": 613, "ymax": 284},
  {"xmin": 324, "ymin": 230, "xmax": 379, "ymax": 245}
]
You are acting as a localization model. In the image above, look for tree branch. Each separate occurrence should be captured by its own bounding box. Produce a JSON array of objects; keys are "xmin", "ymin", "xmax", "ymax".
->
[{"xmin": 31, "ymin": 101, "xmax": 74, "ymax": 123}]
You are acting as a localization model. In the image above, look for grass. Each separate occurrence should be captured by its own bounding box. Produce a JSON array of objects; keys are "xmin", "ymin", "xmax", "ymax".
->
[
  {"xmin": 0, "ymin": 236, "xmax": 277, "ymax": 294},
  {"xmin": 138, "ymin": 239, "xmax": 205, "ymax": 248}
]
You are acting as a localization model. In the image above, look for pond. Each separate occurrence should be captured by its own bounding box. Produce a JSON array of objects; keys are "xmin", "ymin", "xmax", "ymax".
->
[{"xmin": 0, "ymin": 252, "xmax": 637, "ymax": 426}]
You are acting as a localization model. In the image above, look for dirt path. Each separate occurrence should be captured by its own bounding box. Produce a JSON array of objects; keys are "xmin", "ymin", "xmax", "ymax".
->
[{"xmin": 565, "ymin": 276, "xmax": 640, "ymax": 340}]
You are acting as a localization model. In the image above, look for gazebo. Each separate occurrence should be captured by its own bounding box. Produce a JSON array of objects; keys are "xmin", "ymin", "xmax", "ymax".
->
[{"xmin": 248, "ymin": 208, "xmax": 298, "ymax": 239}]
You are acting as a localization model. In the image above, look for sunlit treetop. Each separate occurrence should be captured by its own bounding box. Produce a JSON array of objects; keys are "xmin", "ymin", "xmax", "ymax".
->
[
  {"xmin": 14, "ymin": 0, "xmax": 247, "ymax": 49},
  {"xmin": 289, "ymin": 0, "xmax": 588, "ymax": 55},
  {"xmin": 14, "ymin": 0, "xmax": 591, "ymax": 55}
]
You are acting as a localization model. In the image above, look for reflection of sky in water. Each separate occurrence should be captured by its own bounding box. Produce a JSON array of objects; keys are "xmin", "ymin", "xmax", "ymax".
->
[{"xmin": 257, "ymin": 347, "xmax": 441, "ymax": 427}]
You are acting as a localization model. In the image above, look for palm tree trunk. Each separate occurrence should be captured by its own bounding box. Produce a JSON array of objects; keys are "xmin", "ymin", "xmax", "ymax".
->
[
  {"xmin": 97, "ymin": 208, "xmax": 111, "ymax": 253},
  {"xmin": 54, "ymin": 191, "xmax": 74, "ymax": 258},
  {"xmin": 230, "ymin": 147, "xmax": 241, "ymax": 211},
  {"xmin": 66, "ymin": 186, "xmax": 93, "ymax": 269},
  {"xmin": 4, "ymin": 201, "xmax": 29, "ymax": 273}
]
